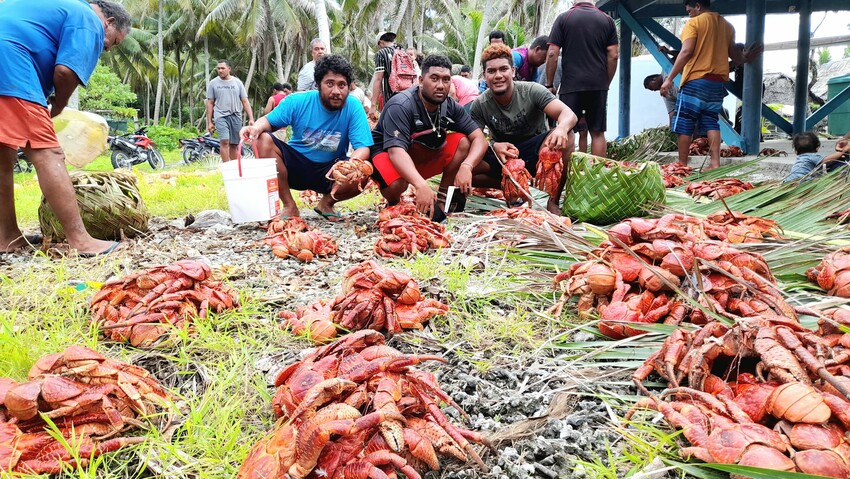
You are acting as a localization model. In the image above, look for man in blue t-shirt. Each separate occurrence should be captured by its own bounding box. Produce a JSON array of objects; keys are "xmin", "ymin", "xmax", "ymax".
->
[
  {"xmin": 241, "ymin": 55, "xmax": 373, "ymax": 222},
  {"xmin": 0, "ymin": 0, "xmax": 130, "ymax": 256}
]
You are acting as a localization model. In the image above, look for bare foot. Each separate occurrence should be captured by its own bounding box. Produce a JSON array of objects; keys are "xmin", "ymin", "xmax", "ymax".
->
[
  {"xmin": 546, "ymin": 200, "xmax": 562, "ymax": 215},
  {"xmin": 281, "ymin": 204, "xmax": 301, "ymax": 218},
  {"xmin": 315, "ymin": 198, "xmax": 340, "ymax": 223},
  {"xmin": 704, "ymin": 163, "xmax": 720, "ymax": 171},
  {"xmin": 69, "ymin": 238, "xmax": 120, "ymax": 256},
  {"xmin": 0, "ymin": 232, "xmax": 30, "ymax": 253}
]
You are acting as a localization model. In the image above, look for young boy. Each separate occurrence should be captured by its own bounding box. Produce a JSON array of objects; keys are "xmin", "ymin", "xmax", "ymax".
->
[{"xmin": 784, "ymin": 132, "xmax": 849, "ymax": 182}]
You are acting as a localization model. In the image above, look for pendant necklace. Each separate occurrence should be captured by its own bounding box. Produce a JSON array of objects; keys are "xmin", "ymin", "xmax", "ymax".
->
[{"xmin": 426, "ymin": 109, "xmax": 441, "ymax": 137}]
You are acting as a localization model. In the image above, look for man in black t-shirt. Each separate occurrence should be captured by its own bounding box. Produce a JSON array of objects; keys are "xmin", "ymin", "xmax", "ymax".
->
[
  {"xmin": 370, "ymin": 55, "xmax": 488, "ymax": 218},
  {"xmin": 370, "ymin": 31, "xmax": 398, "ymax": 114},
  {"xmin": 545, "ymin": 0, "xmax": 618, "ymax": 157}
]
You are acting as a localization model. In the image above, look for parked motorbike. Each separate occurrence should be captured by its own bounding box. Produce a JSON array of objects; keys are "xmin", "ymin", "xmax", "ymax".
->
[
  {"xmin": 108, "ymin": 127, "xmax": 165, "ymax": 170},
  {"xmin": 179, "ymin": 132, "xmax": 254, "ymax": 164},
  {"xmin": 14, "ymin": 149, "xmax": 33, "ymax": 173}
]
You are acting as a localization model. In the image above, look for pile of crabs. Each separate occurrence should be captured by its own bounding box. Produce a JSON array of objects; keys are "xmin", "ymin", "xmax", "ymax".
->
[
  {"xmin": 553, "ymin": 209, "xmax": 850, "ymax": 476},
  {"xmin": 0, "ymin": 346, "xmax": 170, "ymax": 474}
]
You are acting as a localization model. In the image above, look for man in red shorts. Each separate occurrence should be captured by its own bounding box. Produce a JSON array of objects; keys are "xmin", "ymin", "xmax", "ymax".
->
[
  {"xmin": 370, "ymin": 54, "xmax": 488, "ymax": 218},
  {"xmin": 0, "ymin": 0, "xmax": 130, "ymax": 255}
]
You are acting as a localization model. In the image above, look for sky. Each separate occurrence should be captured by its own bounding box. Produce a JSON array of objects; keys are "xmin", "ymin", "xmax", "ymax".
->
[{"xmin": 725, "ymin": 11, "xmax": 850, "ymax": 75}]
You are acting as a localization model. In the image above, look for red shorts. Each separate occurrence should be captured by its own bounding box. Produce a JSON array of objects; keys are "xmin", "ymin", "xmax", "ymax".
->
[
  {"xmin": 0, "ymin": 96, "xmax": 59, "ymax": 149},
  {"xmin": 371, "ymin": 132, "xmax": 464, "ymax": 187}
]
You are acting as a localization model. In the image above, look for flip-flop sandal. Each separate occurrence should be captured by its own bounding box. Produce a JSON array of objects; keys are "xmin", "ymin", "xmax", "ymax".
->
[
  {"xmin": 24, "ymin": 234, "xmax": 43, "ymax": 245},
  {"xmin": 77, "ymin": 242, "xmax": 122, "ymax": 258},
  {"xmin": 313, "ymin": 207, "xmax": 341, "ymax": 222}
]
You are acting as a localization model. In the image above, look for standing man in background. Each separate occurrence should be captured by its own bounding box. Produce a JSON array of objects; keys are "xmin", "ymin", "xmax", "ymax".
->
[
  {"xmin": 370, "ymin": 31, "xmax": 399, "ymax": 115},
  {"xmin": 661, "ymin": 0, "xmax": 761, "ymax": 169},
  {"xmin": 296, "ymin": 38, "xmax": 326, "ymax": 91},
  {"xmin": 546, "ymin": 0, "xmax": 618, "ymax": 157},
  {"xmin": 0, "ymin": 0, "xmax": 130, "ymax": 256},
  {"xmin": 206, "ymin": 60, "xmax": 254, "ymax": 162}
]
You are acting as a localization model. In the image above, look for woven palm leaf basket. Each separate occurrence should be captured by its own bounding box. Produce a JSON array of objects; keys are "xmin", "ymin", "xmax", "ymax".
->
[
  {"xmin": 39, "ymin": 170, "xmax": 150, "ymax": 242},
  {"xmin": 562, "ymin": 152, "xmax": 665, "ymax": 224}
]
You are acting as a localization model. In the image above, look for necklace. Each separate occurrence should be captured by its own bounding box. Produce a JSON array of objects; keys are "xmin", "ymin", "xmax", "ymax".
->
[{"xmin": 425, "ymin": 108, "xmax": 441, "ymax": 137}]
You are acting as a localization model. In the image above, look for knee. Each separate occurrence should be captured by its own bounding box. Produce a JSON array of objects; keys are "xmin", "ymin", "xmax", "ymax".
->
[
  {"xmin": 381, "ymin": 180, "xmax": 406, "ymax": 201},
  {"xmin": 257, "ymin": 133, "xmax": 274, "ymax": 156},
  {"xmin": 28, "ymin": 147, "xmax": 65, "ymax": 167},
  {"xmin": 456, "ymin": 137, "xmax": 470, "ymax": 156}
]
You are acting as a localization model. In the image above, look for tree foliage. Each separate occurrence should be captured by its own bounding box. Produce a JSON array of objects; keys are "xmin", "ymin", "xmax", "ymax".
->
[
  {"xmin": 79, "ymin": 63, "xmax": 138, "ymax": 118},
  {"xmin": 818, "ymin": 48, "xmax": 832, "ymax": 65}
]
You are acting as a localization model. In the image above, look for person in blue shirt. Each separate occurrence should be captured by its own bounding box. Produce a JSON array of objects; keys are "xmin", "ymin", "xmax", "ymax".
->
[
  {"xmin": 784, "ymin": 132, "xmax": 850, "ymax": 182},
  {"xmin": 0, "ymin": 0, "xmax": 130, "ymax": 256},
  {"xmin": 241, "ymin": 55, "xmax": 373, "ymax": 222}
]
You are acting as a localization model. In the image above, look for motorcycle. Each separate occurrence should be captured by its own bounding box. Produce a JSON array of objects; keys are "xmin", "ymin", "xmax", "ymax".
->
[
  {"xmin": 179, "ymin": 132, "xmax": 254, "ymax": 164},
  {"xmin": 108, "ymin": 127, "xmax": 165, "ymax": 170},
  {"xmin": 14, "ymin": 149, "xmax": 33, "ymax": 173}
]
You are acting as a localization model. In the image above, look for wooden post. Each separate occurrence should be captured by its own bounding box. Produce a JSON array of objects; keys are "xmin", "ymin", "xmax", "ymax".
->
[
  {"xmin": 618, "ymin": 18, "xmax": 632, "ymax": 139},
  {"xmin": 741, "ymin": 0, "xmax": 766, "ymax": 154},
  {"xmin": 794, "ymin": 0, "xmax": 812, "ymax": 133}
]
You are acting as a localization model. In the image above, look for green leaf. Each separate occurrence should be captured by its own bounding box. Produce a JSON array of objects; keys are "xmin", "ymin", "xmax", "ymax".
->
[{"xmin": 683, "ymin": 462, "xmax": 836, "ymax": 479}]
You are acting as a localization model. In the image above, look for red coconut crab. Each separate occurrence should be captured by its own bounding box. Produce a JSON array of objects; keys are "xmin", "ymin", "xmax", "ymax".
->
[
  {"xmin": 689, "ymin": 137, "xmax": 710, "ymax": 156},
  {"xmin": 264, "ymin": 217, "xmax": 338, "ymax": 262},
  {"xmin": 279, "ymin": 261, "xmax": 449, "ymax": 342},
  {"xmin": 533, "ymin": 147, "xmax": 563, "ymax": 198},
  {"xmin": 325, "ymin": 158, "xmax": 374, "ymax": 201},
  {"xmin": 685, "ymin": 178, "xmax": 753, "ymax": 200},
  {"xmin": 720, "ymin": 146, "xmax": 745, "ymax": 157},
  {"xmin": 758, "ymin": 148, "xmax": 788, "ymax": 157},
  {"xmin": 477, "ymin": 207, "xmax": 572, "ymax": 240},
  {"xmin": 0, "ymin": 346, "xmax": 170, "ymax": 474},
  {"xmin": 90, "ymin": 259, "xmax": 240, "ymax": 347},
  {"xmin": 501, "ymin": 158, "xmax": 533, "ymax": 206},
  {"xmin": 374, "ymin": 206, "xmax": 452, "ymax": 258},
  {"xmin": 299, "ymin": 190, "xmax": 321, "ymax": 207},
  {"xmin": 236, "ymin": 330, "xmax": 490, "ymax": 479},
  {"xmin": 471, "ymin": 188, "xmax": 505, "ymax": 200},
  {"xmin": 702, "ymin": 210, "xmax": 783, "ymax": 243},
  {"xmin": 807, "ymin": 246, "xmax": 850, "ymax": 297},
  {"xmin": 660, "ymin": 163, "xmax": 693, "ymax": 188}
]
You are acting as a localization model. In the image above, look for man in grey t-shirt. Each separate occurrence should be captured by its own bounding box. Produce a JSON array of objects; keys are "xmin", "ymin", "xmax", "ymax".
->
[
  {"xmin": 469, "ymin": 44, "xmax": 577, "ymax": 214},
  {"xmin": 206, "ymin": 60, "xmax": 253, "ymax": 162},
  {"xmin": 643, "ymin": 73, "xmax": 679, "ymax": 125},
  {"xmin": 296, "ymin": 39, "xmax": 326, "ymax": 91}
]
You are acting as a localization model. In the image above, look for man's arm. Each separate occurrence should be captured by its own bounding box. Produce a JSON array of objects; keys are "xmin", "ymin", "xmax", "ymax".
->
[
  {"xmin": 542, "ymin": 100, "xmax": 577, "ymax": 151},
  {"xmin": 454, "ymin": 129, "xmax": 488, "ymax": 195},
  {"xmin": 241, "ymin": 97, "xmax": 255, "ymax": 125},
  {"xmin": 606, "ymin": 44, "xmax": 619, "ymax": 86},
  {"xmin": 263, "ymin": 97, "xmax": 275, "ymax": 115},
  {"xmin": 545, "ymin": 45, "xmax": 561, "ymax": 92},
  {"xmin": 51, "ymin": 65, "xmax": 81, "ymax": 118},
  {"xmin": 661, "ymin": 37, "xmax": 695, "ymax": 96},
  {"xmin": 350, "ymin": 146, "xmax": 371, "ymax": 162},
  {"xmin": 239, "ymin": 116, "xmax": 273, "ymax": 141},
  {"xmin": 206, "ymin": 99, "xmax": 215, "ymax": 133},
  {"xmin": 371, "ymin": 71, "xmax": 384, "ymax": 114}
]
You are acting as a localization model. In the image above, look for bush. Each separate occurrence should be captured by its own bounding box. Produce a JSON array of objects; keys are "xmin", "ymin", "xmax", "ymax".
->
[
  {"xmin": 146, "ymin": 124, "xmax": 200, "ymax": 151},
  {"xmin": 79, "ymin": 63, "xmax": 137, "ymax": 118}
]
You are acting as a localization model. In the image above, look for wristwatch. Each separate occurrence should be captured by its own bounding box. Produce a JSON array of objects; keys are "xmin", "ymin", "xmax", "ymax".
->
[{"xmin": 545, "ymin": 84, "xmax": 554, "ymax": 88}]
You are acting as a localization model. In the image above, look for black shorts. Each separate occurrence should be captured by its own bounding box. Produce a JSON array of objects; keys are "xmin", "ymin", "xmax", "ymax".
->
[
  {"xmin": 560, "ymin": 90, "xmax": 608, "ymax": 133},
  {"xmin": 267, "ymin": 133, "xmax": 336, "ymax": 194},
  {"xmin": 481, "ymin": 130, "xmax": 552, "ymax": 179}
]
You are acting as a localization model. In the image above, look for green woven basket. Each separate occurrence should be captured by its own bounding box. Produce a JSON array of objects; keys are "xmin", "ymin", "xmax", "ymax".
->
[
  {"xmin": 39, "ymin": 170, "xmax": 150, "ymax": 242},
  {"xmin": 562, "ymin": 152, "xmax": 665, "ymax": 224}
]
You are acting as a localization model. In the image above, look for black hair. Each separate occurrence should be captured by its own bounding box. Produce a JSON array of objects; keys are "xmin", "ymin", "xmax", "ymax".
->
[
  {"xmin": 792, "ymin": 132, "xmax": 820, "ymax": 154},
  {"xmin": 313, "ymin": 54, "xmax": 353, "ymax": 86},
  {"xmin": 420, "ymin": 54, "xmax": 452, "ymax": 75},
  {"xmin": 216, "ymin": 59, "xmax": 230, "ymax": 67},
  {"xmin": 643, "ymin": 74, "xmax": 662, "ymax": 88},
  {"xmin": 460, "ymin": 65, "xmax": 472, "ymax": 73},
  {"xmin": 89, "ymin": 1, "xmax": 132, "ymax": 34},
  {"xmin": 273, "ymin": 83, "xmax": 285, "ymax": 91},
  {"xmin": 281, "ymin": 82, "xmax": 292, "ymax": 91},
  {"xmin": 530, "ymin": 35, "xmax": 549, "ymax": 51},
  {"xmin": 683, "ymin": 0, "xmax": 710, "ymax": 8},
  {"xmin": 488, "ymin": 30, "xmax": 506, "ymax": 42}
]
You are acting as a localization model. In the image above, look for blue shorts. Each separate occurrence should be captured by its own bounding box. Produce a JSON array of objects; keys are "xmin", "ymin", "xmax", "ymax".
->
[
  {"xmin": 266, "ymin": 133, "xmax": 338, "ymax": 194},
  {"xmin": 672, "ymin": 78, "xmax": 726, "ymax": 136}
]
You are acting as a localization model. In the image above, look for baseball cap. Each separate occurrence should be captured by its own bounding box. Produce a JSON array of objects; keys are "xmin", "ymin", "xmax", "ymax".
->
[{"xmin": 377, "ymin": 31, "xmax": 397, "ymax": 45}]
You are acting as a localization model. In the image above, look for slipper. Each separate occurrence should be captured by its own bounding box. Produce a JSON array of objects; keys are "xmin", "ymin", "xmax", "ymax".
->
[
  {"xmin": 77, "ymin": 242, "xmax": 121, "ymax": 258},
  {"xmin": 313, "ymin": 207, "xmax": 341, "ymax": 222},
  {"xmin": 24, "ymin": 234, "xmax": 43, "ymax": 245}
]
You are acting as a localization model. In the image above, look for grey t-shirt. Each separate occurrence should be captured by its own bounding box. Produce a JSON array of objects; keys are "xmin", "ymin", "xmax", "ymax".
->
[
  {"xmin": 206, "ymin": 77, "xmax": 247, "ymax": 118},
  {"xmin": 662, "ymin": 72, "xmax": 679, "ymax": 113},
  {"xmin": 297, "ymin": 61, "xmax": 316, "ymax": 91},
  {"xmin": 470, "ymin": 81, "xmax": 556, "ymax": 144}
]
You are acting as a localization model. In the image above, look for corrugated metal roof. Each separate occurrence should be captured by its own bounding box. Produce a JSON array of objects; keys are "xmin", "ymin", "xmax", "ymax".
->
[{"xmin": 597, "ymin": 0, "xmax": 850, "ymax": 17}]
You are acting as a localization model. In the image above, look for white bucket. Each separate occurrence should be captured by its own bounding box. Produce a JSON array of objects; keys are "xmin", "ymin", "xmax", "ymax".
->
[{"xmin": 221, "ymin": 141, "xmax": 281, "ymax": 223}]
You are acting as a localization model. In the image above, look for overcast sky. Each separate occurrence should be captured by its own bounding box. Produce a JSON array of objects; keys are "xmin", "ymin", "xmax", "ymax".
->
[{"xmin": 726, "ymin": 11, "xmax": 849, "ymax": 74}]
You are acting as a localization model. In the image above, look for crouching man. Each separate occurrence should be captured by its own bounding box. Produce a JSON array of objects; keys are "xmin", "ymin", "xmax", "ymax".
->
[
  {"xmin": 240, "ymin": 55, "xmax": 372, "ymax": 221},
  {"xmin": 369, "ymin": 54, "xmax": 488, "ymax": 218},
  {"xmin": 469, "ymin": 44, "xmax": 577, "ymax": 214}
]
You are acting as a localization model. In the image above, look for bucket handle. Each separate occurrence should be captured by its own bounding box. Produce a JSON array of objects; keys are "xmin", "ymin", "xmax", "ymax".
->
[{"xmin": 236, "ymin": 140, "xmax": 260, "ymax": 177}]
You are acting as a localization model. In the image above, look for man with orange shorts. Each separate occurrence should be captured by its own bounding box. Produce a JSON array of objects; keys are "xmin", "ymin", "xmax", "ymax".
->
[
  {"xmin": 0, "ymin": 0, "xmax": 130, "ymax": 255},
  {"xmin": 369, "ymin": 54, "xmax": 488, "ymax": 218}
]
